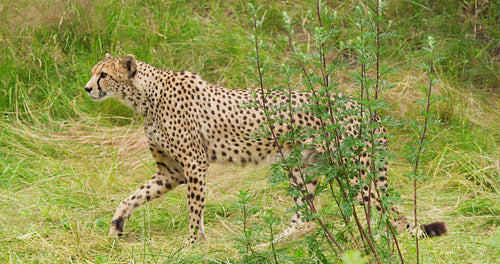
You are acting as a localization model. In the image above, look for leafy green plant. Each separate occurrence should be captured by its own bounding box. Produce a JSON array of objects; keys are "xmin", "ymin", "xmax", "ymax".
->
[
  {"xmin": 402, "ymin": 35, "xmax": 442, "ymax": 263},
  {"xmin": 245, "ymin": 0, "xmax": 457, "ymax": 263},
  {"xmin": 233, "ymin": 189, "xmax": 259, "ymax": 260},
  {"xmin": 247, "ymin": 0, "xmax": 399, "ymax": 262}
]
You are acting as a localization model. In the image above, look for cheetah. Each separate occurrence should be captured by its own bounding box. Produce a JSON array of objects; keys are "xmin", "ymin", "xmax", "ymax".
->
[{"xmin": 84, "ymin": 54, "xmax": 447, "ymax": 244}]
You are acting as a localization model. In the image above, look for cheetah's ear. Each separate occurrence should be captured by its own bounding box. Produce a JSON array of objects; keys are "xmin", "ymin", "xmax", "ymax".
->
[
  {"xmin": 105, "ymin": 53, "xmax": 113, "ymax": 60},
  {"xmin": 120, "ymin": 54, "xmax": 137, "ymax": 79}
]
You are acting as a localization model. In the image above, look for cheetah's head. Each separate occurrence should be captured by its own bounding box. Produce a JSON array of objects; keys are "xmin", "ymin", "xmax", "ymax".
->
[{"xmin": 84, "ymin": 53, "xmax": 137, "ymax": 101}]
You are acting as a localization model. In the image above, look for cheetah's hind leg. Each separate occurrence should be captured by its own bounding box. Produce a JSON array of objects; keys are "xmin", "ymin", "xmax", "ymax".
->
[{"xmin": 258, "ymin": 166, "xmax": 319, "ymax": 247}]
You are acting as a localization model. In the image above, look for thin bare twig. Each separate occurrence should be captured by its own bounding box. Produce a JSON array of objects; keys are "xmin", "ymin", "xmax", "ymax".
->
[{"xmin": 412, "ymin": 44, "xmax": 434, "ymax": 264}]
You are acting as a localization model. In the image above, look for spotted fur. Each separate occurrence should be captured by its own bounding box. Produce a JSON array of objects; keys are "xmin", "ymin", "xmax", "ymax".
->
[{"xmin": 84, "ymin": 54, "xmax": 447, "ymax": 244}]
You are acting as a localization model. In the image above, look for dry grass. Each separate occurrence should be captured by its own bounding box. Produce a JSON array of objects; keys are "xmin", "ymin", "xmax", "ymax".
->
[
  {"xmin": 2, "ymin": 114, "xmax": 498, "ymax": 263},
  {"xmin": 0, "ymin": 118, "xmax": 293, "ymax": 262}
]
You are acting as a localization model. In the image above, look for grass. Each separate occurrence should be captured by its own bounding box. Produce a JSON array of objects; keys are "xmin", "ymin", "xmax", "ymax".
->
[{"xmin": 0, "ymin": 0, "xmax": 499, "ymax": 263}]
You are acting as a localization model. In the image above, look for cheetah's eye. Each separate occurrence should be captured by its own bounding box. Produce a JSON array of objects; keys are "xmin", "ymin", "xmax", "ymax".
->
[{"xmin": 101, "ymin": 72, "xmax": 108, "ymax": 78}]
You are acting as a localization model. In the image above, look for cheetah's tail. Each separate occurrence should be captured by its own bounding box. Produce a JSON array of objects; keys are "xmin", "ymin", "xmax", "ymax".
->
[{"xmin": 421, "ymin": 221, "xmax": 448, "ymax": 237}]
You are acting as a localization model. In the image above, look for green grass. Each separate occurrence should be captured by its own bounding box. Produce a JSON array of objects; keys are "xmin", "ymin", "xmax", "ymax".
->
[{"xmin": 1, "ymin": 0, "xmax": 499, "ymax": 263}]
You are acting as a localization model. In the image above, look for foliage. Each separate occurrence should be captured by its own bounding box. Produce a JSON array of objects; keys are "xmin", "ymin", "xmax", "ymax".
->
[{"xmin": 0, "ymin": 0, "xmax": 498, "ymax": 263}]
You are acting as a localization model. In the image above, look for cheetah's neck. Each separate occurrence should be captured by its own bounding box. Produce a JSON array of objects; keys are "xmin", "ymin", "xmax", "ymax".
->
[{"xmin": 118, "ymin": 61, "xmax": 174, "ymax": 116}]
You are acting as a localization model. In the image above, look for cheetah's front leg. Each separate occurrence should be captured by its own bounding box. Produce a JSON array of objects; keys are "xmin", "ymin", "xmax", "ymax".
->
[
  {"xmin": 109, "ymin": 170, "xmax": 184, "ymax": 237},
  {"xmin": 184, "ymin": 162, "xmax": 208, "ymax": 244}
]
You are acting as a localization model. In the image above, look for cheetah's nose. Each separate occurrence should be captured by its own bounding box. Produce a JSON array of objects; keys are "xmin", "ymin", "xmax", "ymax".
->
[{"xmin": 85, "ymin": 87, "xmax": 92, "ymax": 93}]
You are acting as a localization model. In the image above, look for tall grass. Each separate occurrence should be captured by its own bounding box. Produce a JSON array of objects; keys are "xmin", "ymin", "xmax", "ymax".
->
[{"xmin": 0, "ymin": 0, "xmax": 498, "ymax": 263}]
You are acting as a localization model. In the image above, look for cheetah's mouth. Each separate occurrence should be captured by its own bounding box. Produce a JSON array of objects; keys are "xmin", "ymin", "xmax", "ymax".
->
[{"xmin": 89, "ymin": 91, "xmax": 108, "ymax": 101}]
